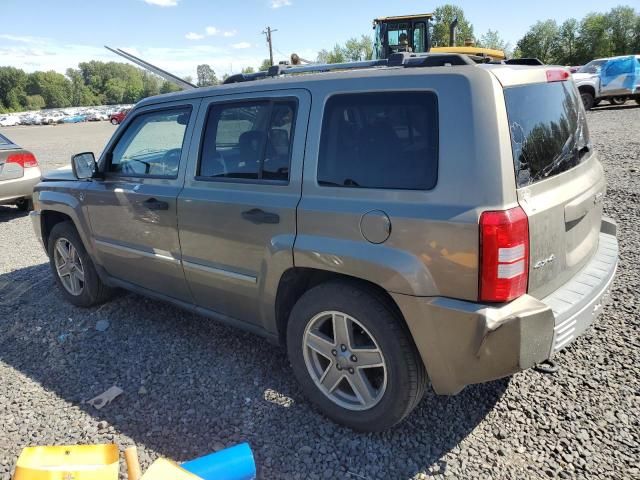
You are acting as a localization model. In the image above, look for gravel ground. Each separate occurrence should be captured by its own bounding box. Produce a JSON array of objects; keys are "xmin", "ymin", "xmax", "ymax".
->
[{"xmin": 0, "ymin": 105, "xmax": 639, "ymax": 479}]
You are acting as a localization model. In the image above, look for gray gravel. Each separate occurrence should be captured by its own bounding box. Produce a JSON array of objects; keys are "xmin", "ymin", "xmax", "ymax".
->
[{"xmin": 1, "ymin": 105, "xmax": 639, "ymax": 479}]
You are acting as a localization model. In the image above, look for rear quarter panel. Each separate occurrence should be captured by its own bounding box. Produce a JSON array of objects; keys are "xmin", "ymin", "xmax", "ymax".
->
[{"xmin": 296, "ymin": 68, "xmax": 519, "ymax": 300}]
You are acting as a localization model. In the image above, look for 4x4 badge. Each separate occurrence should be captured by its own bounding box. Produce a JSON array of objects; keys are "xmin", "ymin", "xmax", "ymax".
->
[{"xmin": 533, "ymin": 254, "xmax": 555, "ymax": 270}]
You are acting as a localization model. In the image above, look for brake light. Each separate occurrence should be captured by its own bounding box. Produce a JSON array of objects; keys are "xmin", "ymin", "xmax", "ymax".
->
[
  {"xmin": 479, "ymin": 206, "xmax": 529, "ymax": 303},
  {"xmin": 7, "ymin": 152, "xmax": 38, "ymax": 168},
  {"xmin": 546, "ymin": 69, "xmax": 570, "ymax": 82}
]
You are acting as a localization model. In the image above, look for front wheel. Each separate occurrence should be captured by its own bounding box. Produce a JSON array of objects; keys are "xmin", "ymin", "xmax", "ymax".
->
[
  {"xmin": 110, "ymin": 118, "xmax": 118, "ymax": 125},
  {"xmin": 287, "ymin": 281, "xmax": 427, "ymax": 431},
  {"xmin": 580, "ymin": 92, "xmax": 595, "ymax": 110},
  {"xmin": 48, "ymin": 221, "xmax": 113, "ymax": 307}
]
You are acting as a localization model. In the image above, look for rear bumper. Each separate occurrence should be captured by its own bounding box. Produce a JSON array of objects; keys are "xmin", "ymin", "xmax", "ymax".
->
[
  {"xmin": 392, "ymin": 218, "xmax": 618, "ymax": 395},
  {"xmin": 0, "ymin": 167, "xmax": 41, "ymax": 204}
]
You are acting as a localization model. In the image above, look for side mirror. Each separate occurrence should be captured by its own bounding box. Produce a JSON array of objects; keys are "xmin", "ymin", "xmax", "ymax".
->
[{"xmin": 71, "ymin": 152, "xmax": 97, "ymax": 179}]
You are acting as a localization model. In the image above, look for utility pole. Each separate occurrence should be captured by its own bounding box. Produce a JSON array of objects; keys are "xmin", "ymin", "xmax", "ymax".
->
[{"xmin": 262, "ymin": 26, "xmax": 278, "ymax": 66}]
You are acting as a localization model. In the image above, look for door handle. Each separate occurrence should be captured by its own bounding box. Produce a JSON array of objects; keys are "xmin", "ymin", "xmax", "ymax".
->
[
  {"xmin": 142, "ymin": 198, "xmax": 169, "ymax": 211},
  {"xmin": 241, "ymin": 208, "xmax": 280, "ymax": 224}
]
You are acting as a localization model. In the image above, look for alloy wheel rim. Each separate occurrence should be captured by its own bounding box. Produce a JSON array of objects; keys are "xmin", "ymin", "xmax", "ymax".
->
[
  {"xmin": 53, "ymin": 238, "xmax": 85, "ymax": 296},
  {"xmin": 302, "ymin": 310, "xmax": 387, "ymax": 411}
]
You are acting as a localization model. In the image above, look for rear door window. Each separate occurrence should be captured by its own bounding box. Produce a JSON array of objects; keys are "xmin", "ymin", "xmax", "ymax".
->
[
  {"xmin": 504, "ymin": 81, "xmax": 590, "ymax": 187},
  {"xmin": 317, "ymin": 92, "xmax": 438, "ymax": 190},
  {"xmin": 198, "ymin": 100, "xmax": 296, "ymax": 182}
]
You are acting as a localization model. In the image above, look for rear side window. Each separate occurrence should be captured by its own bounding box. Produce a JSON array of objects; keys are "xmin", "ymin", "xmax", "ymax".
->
[
  {"xmin": 199, "ymin": 100, "xmax": 296, "ymax": 182},
  {"xmin": 318, "ymin": 92, "xmax": 438, "ymax": 190},
  {"xmin": 505, "ymin": 81, "xmax": 590, "ymax": 187}
]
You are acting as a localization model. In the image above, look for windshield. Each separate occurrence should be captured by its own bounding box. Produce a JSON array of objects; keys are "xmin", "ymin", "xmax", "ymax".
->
[
  {"xmin": 505, "ymin": 81, "xmax": 590, "ymax": 187},
  {"xmin": 0, "ymin": 134, "xmax": 11, "ymax": 146},
  {"xmin": 577, "ymin": 60, "xmax": 605, "ymax": 74}
]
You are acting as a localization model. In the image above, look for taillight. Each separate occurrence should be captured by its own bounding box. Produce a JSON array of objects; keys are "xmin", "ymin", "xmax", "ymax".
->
[
  {"xmin": 546, "ymin": 69, "xmax": 570, "ymax": 82},
  {"xmin": 479, "ymin": 206, "xmax": 529, "ymax": 303},
  {"xmin": 6, "ymin": 152, "xmax": 38, "ymax": 168}
]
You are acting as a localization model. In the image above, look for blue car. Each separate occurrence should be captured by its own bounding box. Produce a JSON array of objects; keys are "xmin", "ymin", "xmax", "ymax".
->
[{"xmin": 62, "ymin": 114, "xmax": 87, "ymax": 123}]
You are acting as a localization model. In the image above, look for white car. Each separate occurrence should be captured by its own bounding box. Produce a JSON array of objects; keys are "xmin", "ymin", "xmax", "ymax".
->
[
  {"xmin": 0, "ymin": 115, "xmax": 20, "ymax": 127},
  {"xmin": 42, "ymin": 112, "xmax": 65, "ymax": 125},
  {"xmin": 573, "ymin": 55, "xmax": 640, "ymax": 109}
]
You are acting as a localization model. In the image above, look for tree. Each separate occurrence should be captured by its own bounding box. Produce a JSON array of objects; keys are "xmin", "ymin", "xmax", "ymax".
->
[
  {"xmin": 317, "ymin": 44, "xmax": 346, "ymax": 64},
  {"xmin": 431, "ymin": 4, "xmax": 474, "ymax": 47},
  {"xmin": 555, "ymin": 18, "xmax": 580, "ymax": 65},
  {"xmin": 196, "ymin": 64, "xmax": 218, "ymax": 87},
  {"xmin": 26, "ymin": 71, "xmax": 72, "ymax": 108},
  {"xmin": 576, "ymin": 13, "xmax": 611, "ymax": 63},
  {"xmin": 259, "ymin": 59, "xmax": 272, "ymax": 71},
  {"xmin": 342, "ymin": 35, "xmax": 374, "ymax": 61},
  {"xmin": 160, "ymin": 81, "xmax": 181, "ymax": 94},
  {"xmin": 607, "ymin": 6, "xmax": 637, "ymax": 57},
  {"xmin": 0, "ymin": 67, "xmax": 28, "ymax": 111},
  {"xmin": 514, "ymin": 20, "xmax": 559, "ymax": 63},
  {"xmin": 25, "ymin": 95, "xmax": 45, "ymax": 110},
  {"xmin": 478, "ymin": 29, "xmax": 508, "ymax": 51},
  {"xmin": 241, "ymin": 66, "xmax": 255, "ymax": 74}
]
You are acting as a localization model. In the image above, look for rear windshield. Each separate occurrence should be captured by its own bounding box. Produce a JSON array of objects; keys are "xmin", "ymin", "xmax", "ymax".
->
[
  {"xmin": 0, "ymin": 134, "xmax": 10, "ymax": 145},
  {"xmin": 505, "ymin": 81, "xmax": 590, "ymax": 187}
]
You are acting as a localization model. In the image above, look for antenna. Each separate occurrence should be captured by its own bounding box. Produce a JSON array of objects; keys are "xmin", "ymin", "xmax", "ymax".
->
[{"xmin": 104, "ymin": 46, "xmax": 198, "ymax": 90}]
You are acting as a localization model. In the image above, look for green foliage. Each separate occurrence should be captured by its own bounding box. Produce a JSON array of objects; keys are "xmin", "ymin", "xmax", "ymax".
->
[
  {"xmin": 0, "ymin": 61, "xmax": 178, "ymax": 113},
  {"xmin": 259, "ymin": 59, "xmax": 272, "ymax": 71},
  {"xmin": 477, "ymin": 29, "xmax": 508, "ymax": 52},
  {"xmin": 196, "ymin": 64, "xmax": 218, "ymax": 87},
  {"xmin": 317, "ymin": 35, "xmax": 373, "ymax": 64},
  {"xmin": 431, "ymin": 4, "xmax": 475, "ymax": 47},
  {"xmin": 241, "ymin": 66, "xmax": 255, "ymax": 74},
  {"xmin": 516, "ymin": 5, "xmax": 640, "ymax": 64}
]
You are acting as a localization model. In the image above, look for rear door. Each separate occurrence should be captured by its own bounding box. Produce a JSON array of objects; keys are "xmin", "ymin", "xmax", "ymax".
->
[
  {"xmin": 504, "ymin": 78, "xmax": 605, "ymax": 298},
  {"xmin": 177, "ymin": 89, "xmax": 310, "ymax": 328}
]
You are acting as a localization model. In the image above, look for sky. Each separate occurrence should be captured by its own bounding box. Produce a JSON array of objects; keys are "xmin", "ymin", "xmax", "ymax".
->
[{"xmin": 0, "ymin": 0, "xmax": 636, "ymax": 79}]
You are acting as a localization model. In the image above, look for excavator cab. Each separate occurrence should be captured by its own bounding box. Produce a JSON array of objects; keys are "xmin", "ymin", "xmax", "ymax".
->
[{"xmin": 373, "ymin": 14, "xmax": 432, "ymax": 59}]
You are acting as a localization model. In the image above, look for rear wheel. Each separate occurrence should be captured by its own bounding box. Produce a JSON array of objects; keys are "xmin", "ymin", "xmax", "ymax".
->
[
  {"xmin": 48, "ymin": 221, "xmax": 113, "ymax": 307},
  {"xmin": 609, "ymin": 96, "xmax": 627, "ymax": 105},
  {"xmin": 110, "ymin": 118, "xmax": 118, "ymax": 125},
  {"xmin": 287, "ymin": 281, "xmax": 427, "ymax": 431},
  {"xmin": 580, "ymin": 91, "xmax": 595, "ymax": 110}
]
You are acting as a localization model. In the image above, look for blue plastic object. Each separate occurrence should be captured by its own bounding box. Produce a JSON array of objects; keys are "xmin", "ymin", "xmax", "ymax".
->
[{"xmin": 182, "ymin": 443, "xmax": 256, "ymax": 480}]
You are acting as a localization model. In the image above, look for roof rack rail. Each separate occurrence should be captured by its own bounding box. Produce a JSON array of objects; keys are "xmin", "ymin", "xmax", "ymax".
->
[{"xmin": 222, "ymin": 53, "xmax": 476, "ymax": 84}]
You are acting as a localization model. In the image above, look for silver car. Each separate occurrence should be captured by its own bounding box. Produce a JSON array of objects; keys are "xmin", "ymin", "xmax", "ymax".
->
[
  {"xmin": 30, "ymin": 54, "xmax": 618, "ymax": 431},
  {"xmin": 0, "ymin": 133, "xmax": 41, "ymax": 210}
]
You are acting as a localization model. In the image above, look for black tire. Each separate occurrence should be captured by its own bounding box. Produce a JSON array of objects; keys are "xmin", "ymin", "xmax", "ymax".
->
[
  {"xmin": 593, "ymin": 99, "xmax": 601, "ymax": 107},
  {"xmin": 47, "ymin": 221, "xmax": 113, "ymax": 307},
  {"xmin": 580, "ymin": 91, "xmax": 595, "ymax": 110},
  {"xmin": 287, "ymin": 280, "xmax": 427, "ymax": 431},
  {"xmin": 110, "ymin": 118, "xmax": 118, "ymax": 125},
  {"xmin": 609, "ymin": 96, "xmax": 627, "ymax": 105},
  {"xmin": 635, "ymin": 97, "xmax": 640, "ymax": 106},
  {"xmin": 15, "ymin": 198, "xmax": 33, "ymax": 211}
]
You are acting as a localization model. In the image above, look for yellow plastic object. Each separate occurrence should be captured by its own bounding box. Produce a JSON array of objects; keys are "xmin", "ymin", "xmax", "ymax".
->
[
  {"xmin": 13, "ymin": 444, "xmax": 119, "ymax": 480},
  {"xmin": 141, "ymin": 458, "xmax": 202, "ymax": 480},
  {"xmin": 431, "ymin": 46, "xmax": 506, "ymax": 60}
]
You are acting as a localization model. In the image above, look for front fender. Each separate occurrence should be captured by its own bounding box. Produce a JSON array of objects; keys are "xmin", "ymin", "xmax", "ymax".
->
[
  {"xmin": 293, "ymin": 235, "xmax": 438, "ymax": 296},
  {"xmin": 37, "ymin": 187, "xmax": 94, "ymax": 256}
]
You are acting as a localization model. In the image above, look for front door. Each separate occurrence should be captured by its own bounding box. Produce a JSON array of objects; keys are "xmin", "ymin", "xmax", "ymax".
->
[
  {"xmin": 85, "ymin": 101, "xmax": 200, "ymax": 301},
  {"xmin": 178, "ymin": 89, "xmax": 310, "ymax": 329}
]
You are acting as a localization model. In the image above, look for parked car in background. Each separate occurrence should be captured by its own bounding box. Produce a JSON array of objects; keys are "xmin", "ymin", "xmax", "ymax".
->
[
  {"xmin": 0, "ymin": 115, "xmax": 20, "ymax": 127},
  {"xmin": 62, "ymin": 114, "xmax": 87, "ymax": 124},
  {"xmin": 42, "ymin": 111, "xmax": 65, "ymax": 125},
  {"xmin": 0, "ymin": 133, "xmax": 41, "ymax": 210},
  {"xmin": 573, "ymin": 55, "xmax": 640, "ymax": 109},
  {"xmin": 86, "ymin": 111, "xmax": 108, "ymax": 122},
  {"xmin": 109, "ymin": 108, "xmax": 130, "ymax": 125},
  {"xmin": 31, "ymin": 56, "xmax": 618, "ymax": 431},
  {"xmin": 19, "ymin": 113, "xmax": 43, "ymax": 125}
]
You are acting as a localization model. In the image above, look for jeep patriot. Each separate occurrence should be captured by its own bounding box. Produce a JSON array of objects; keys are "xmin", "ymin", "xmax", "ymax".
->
[{"xmin": 31, "ymin": 54, "xmax": 618, "ymax": 431}]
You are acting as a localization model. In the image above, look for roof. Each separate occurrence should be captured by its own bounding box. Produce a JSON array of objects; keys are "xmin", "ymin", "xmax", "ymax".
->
[
  {"xmin": 373, "ymin": 13, "xmax": 433, "ymax": 23},
  {"xmin": 137, "ymin": 59, "xmax": 553, "ymax": 108}
]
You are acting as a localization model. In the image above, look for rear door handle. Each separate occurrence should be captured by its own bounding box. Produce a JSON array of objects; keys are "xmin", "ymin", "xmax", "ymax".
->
[
  {"xmin": 241, "ymin": 208, "xmax": 280, "ymax": 224},
  {"xmin": 142, "ymin": 198, "xmax": 169, "ymax": 211}
]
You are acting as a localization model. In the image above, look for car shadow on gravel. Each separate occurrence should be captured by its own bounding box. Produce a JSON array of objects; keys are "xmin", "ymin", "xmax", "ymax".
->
[
  {"xmin": 591, "ymin": 104, "xmax": 639, "ymax": 112},
  {"xmin": 0, "ymin": 263, "xmax": 509, "ymax": 478},
  {"xmin": 0, "ymin": 205, "xmax": 29, "ymax": 221}
]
